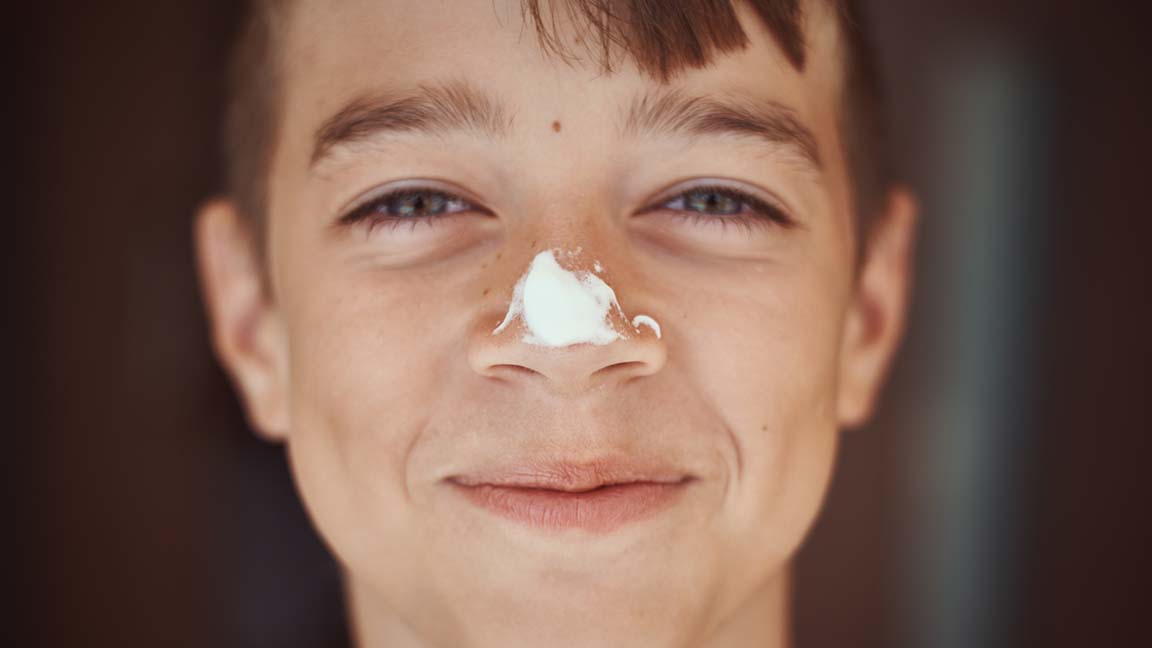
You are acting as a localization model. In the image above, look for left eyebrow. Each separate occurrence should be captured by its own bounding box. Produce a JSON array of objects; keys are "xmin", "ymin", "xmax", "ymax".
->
[{"xmin": 619, "ymin": 88, "xmax": 822, "ymax": 171}]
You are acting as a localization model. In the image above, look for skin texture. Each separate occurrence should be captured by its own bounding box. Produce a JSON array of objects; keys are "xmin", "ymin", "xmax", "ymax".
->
[{"xmin": 195, "ymin": 1, "xmax": 917, "ymax": 646}]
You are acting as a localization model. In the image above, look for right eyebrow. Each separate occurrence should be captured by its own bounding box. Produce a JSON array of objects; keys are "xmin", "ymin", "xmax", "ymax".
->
[{"xmin": 310, "ymin": 79, "xmax": 515, "ymax": 166}]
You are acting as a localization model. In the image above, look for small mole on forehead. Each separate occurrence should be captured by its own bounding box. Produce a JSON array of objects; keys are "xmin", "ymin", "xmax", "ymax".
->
[{"xmin": 551, "ymin": 120, "xmax": 562, "ymax": 132}]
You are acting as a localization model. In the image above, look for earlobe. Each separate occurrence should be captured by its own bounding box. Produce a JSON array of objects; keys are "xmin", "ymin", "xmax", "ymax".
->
[
  {"xmin": 194, "ymin": 198, "xmax": 292, "ymax": 440},
  {"xmin": 836, "ymin": 187, "xmax": 918, "ymax": 429}
]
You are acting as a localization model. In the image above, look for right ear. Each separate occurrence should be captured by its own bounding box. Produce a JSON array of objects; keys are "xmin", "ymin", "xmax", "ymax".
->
[{"xmin": 194, "ymin": 198, "xmax": 291, "ymax": 441}]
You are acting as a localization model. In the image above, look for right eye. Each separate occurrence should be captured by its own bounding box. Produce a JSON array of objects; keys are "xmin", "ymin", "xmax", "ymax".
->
[{"xmin": 339, "ymin": 187, "xmax": 482, "ymax": 233}]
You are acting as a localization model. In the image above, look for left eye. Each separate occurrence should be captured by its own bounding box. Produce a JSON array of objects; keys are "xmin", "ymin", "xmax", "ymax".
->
[
  {"xmin": 658, "ymin": 185, "xmax": 794, "ymax": 227},
  {"xmin": 666, "ymin": 187, "xmax": 744, "ymax": 214}
]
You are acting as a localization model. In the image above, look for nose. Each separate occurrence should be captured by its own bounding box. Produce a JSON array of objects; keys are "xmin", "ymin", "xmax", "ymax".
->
[{"xmin": 468, "ymin": 253, "xmax": 668, "ymax": 394}]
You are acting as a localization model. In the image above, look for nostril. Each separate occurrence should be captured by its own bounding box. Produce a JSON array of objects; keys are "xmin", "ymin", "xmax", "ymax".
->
[
  {"xmin": 598, "ymin": 361, "xmax": 645, "ymax": 373},
  {"xmin": 592, "ymin": 360, "xmax": 653, "ymax": 381},
  {"xmin": 486, "ymin": 364, "xmax": 543, "ymax": 382}
]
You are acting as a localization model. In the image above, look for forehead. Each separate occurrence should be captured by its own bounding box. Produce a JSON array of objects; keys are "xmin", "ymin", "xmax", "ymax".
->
[{"xmin": 273, "ymin": 0, "xmax": 848, "ymax": 187}]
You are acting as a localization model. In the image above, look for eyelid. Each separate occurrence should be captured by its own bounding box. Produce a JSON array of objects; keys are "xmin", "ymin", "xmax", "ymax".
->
[
  {"xmin": 338, "ymin": 179, "xmax": 484, "ymax": 216},
  {"xmin": 334, "ymin": 180, "xmax": 490, "ymax": 228},
  {"xmin": 645, "ymin": 181, "xmax": 798, "ymax": 228}
]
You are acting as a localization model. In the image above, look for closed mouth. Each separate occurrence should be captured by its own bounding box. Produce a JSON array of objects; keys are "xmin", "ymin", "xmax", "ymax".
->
[{"xmin": 447, "ymin": 460, "xmax": 693, "ymax": 532}]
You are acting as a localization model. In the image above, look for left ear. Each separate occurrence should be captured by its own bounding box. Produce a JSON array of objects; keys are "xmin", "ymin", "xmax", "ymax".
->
[{"xmin": 836, "ymin": 186, "xmax": 918, "ymax": 429}]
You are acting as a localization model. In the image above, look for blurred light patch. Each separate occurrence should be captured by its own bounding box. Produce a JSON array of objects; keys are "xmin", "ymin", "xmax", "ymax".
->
[{"xmin": 908, "ymin": 39, "xmax": 1052, "ymax": 648}]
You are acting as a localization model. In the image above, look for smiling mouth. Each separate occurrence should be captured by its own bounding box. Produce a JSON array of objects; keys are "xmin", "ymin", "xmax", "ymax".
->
[{"xmin": 446, "ymin": 461, "xmax": 694, "ymax": 533}]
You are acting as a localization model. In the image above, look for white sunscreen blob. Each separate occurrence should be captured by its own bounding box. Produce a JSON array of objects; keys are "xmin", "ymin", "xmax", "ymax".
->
[
  {"xmin": 631, "ymin": 314, "xmax": 662, "ymax": 339},
  {"xmin": 492, "ymin": 249, "xmax": 662, "ymax": 347}
]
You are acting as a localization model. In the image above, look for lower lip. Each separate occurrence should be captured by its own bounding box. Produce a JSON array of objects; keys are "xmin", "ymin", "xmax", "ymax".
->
[{"xmin": 451, "ymin": 481, "xmax": 688, "ymax": 533}]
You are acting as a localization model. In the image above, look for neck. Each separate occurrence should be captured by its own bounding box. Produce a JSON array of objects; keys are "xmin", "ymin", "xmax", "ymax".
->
[
  {"xmin": 703, "ymin": 569, "xmax": 792, "ymax": 648},
  {"xmin": 346, "ymin": 568, "xmax": 792, "ymax": 648}
]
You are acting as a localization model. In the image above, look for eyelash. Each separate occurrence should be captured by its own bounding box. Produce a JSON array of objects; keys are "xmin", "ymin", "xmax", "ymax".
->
[
  {"xmin": 339, "ymin": 188, "xmax": 484, "ymax": 235},
  {"xmin": 338, "ymin": 184, "xmax": 795, "ymax": 234},
  {"xmin": 651, "ymin": 184, "xmax": 796, "ymax": 230}
]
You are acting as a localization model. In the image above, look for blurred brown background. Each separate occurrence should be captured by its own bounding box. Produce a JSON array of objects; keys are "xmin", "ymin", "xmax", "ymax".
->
[{"xmin": 8, "ymin": 1, "xmax": 1151, "ymax": 646}]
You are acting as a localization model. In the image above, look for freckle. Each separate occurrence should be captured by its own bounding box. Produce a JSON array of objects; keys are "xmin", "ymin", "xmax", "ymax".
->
[
  {"xmin": 551, "ymin": 120, "xmax": 562, "ymax": 132},
  {"xmin": 483, "ymin": 288, "xmax": 491, "ymax": 296},
  {"xmin": 481, "ymin": 262, "xmax": 487, "ymax": 269},
  {"xmin": 496, "ymin": 252, "xmax": 502, "ymax": 259},
  {"xmin": 761, "ymin": 424, "xmax": 768, "ymax": 432}
]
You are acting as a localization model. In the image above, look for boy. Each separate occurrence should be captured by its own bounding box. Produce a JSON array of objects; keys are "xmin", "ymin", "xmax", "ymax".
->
[{"xmin": 195, "ymin": 0, "xmax": 917, "ymax": 645}]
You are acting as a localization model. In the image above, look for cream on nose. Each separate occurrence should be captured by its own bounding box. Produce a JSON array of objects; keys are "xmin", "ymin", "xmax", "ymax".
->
[{"xmin": 491, "ymin": 248, "xmax": 662, "ymax": 347}]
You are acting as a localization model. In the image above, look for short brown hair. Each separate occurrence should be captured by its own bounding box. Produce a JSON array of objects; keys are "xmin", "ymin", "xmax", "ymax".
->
[{"xmin": 224, "ymin": 0, "xmax": 889, "ymax": 246}]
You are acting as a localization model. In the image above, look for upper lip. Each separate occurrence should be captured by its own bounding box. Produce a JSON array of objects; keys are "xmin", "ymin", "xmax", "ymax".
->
[{"xmin": 447, "ymin": 458, "xmax": 693, "ymax": 493}]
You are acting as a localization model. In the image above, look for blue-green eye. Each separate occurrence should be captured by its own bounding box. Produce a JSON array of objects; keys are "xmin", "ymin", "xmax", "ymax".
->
[
  {"xmin": 381, "ymin": 190, "xmax": 453, "ymax": 217},
  {"xmin": 660, "ymin": 185, "xmax": 795, "ymax": 227},
  {"xmin": 676, "ymin": 188, "xmax": 743, "ymax": 214},
  {"xmin": 340, "ymin": 188, "xmax": 477, "ymax": 231}
]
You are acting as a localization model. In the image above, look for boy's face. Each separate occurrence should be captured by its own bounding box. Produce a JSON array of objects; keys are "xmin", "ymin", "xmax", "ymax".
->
[{"xmin": 197, "ymin": 0, "xmax": 914, "ymax": 645}]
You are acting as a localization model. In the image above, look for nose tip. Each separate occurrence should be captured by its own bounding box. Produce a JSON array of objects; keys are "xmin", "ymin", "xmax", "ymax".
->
[
  {"xmin": 470, "ymin": 246, "xmax": 667, "ymax": 393},
  {"xmin": 469, "ymin": 326, "xmax": 667, "ymax": 393}
]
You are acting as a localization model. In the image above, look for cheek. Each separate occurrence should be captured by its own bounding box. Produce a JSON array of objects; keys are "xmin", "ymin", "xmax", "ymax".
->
[
  {"xmin": 291, "ymin": 272, "xmax": 442, "ymax": 448},
  {"xmin": 278, "ymin": 267, "xmax": 461, "ymax": 570},
  {"xmin": 679, "ymin": 265, "xmax": 844, "ymax": 566}
]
